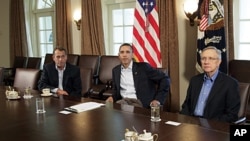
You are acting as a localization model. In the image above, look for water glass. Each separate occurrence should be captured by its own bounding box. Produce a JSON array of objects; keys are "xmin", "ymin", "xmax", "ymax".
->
[
  {"xmin": 150, "ymin": 103, "xmax": 161, "ymax": 122},
  {"xmin": 36, "ymin": 98, "xmax": 46, "ymax": 114}
]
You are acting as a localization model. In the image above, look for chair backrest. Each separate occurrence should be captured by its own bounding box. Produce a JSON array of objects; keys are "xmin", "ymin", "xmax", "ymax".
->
[
  {"xmin": 44, "ymin": 53, "xmax": 53, "ymax": 65},
  {"xmin": 13, "ymin": 68, "xmax": 41, "ymax": 90},
  {"xmin": 235, "ymin": 82, "xmax": 250, "ymax": 124},
  {"xmin": 67, "ymin": 54, "xmax": 79, "ymax": 65},
  {"xmin": 229, "ymin": 60, "xmax": 250, "ymax": 122},
  {"xmin": 0, "ymin": 67, "xmax": 4, "ymax": 86},
  {"xmin": 26, "ymin": 57, "xmax": 41, "ymax": 69},
  {"xmin": 13, "ymin": 56, "xmax": 28, "ymax": 69},
  {"xmin": 78, "ymin": 55, "xmax": 100, "ymax": 77},
  {"xmin": 80, "ymin": 68, "xmax": 92, "ymax": 97},
  {"xmin": 229, "ymin": 60, "xmax": 250, "ymax": 83},
  {"xmin": 98, "ymin": 55, "xmax": 120, "ymax": 84}
]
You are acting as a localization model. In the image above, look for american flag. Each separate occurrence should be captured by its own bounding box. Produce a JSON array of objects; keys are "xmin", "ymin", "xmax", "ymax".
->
[
  {"xmin": 132, "ymin": 0, "xmax": 161, "ymax": 68},
  {"xmin": 199, "ymin": 0, "xmax": 209, "ymax": 31}
]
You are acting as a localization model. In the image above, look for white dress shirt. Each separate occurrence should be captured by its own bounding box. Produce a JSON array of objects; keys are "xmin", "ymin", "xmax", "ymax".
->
[
  {"xmin": 120, "ymin": 62, "xmax": 137, "ymax": 99},
  {"xmin": 51, "ymin": 64, "xmax": 65, "ymax": 93}
]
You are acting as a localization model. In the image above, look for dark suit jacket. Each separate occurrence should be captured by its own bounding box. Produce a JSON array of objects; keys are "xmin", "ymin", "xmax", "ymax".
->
[
  {"xmin": 112, "ymin": 62, "xmax": 170, "ymax": 108},
  {"xmin": 180, "ymin": 71, "xmax": 240, "ymax": 122},
  {"xmin": 38, "ymin": 62, "xmax": 82, "ymax": 97}
]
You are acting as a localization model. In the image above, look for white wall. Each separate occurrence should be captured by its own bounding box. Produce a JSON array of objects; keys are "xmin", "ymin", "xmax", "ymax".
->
[{"xmin": 177, "ymin": 0, "xmax": 198, "ymax": 107}]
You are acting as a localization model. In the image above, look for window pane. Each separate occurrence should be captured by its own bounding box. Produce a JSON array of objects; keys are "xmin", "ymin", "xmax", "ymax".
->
[
  {"xmin": 40, "ymin": 44, "xmax": 53, "ymax": 57},
  {"xmin": 113, "ymin": 44, "xmax": 121, "ymax": 55},
  {"xmin": 40, "ymin": 31, "xmax": 46, "ymax": 43},
  {"xmin": 45, "ymin": 17, "xmax": 52, "ymax": 29},
  {"xmin": 237, "ymin": 44, "xmax": 250, "ymax": 59},
  {"xmin": 37, "ymin": 0, "xmax": 55, "ymax": 9},
  {"xmin": 47, "ymin": 44, "xmax": 54, "ymax": 53},
  {"xmin": 46, "ymin": 31, "xmax": 53, "ymax": 42},
  {"xmin": 124, "ymin": 8, "xmax": 134, "ymax": 25},
  {"xmin": 113, "ymin": 27, "xmax": 123, "ymax": 43},
  {"xmin": 124, "ymin": 26, "xmax": 133, "ymax": 43},
  {"xmin": 39, "ymin": 17, "xmax": 45, "ymax": 30},
  {"xmin": 39, "ymin": 16, "xmax": 52, "ymax": 30},
  {"xmin": 239, "ymin": 21, "xmax": 250, "ymax": 42},
  {"xmin": 239, "ymin": 0, "xmax": 250, "ymax": 19},
  {"xmin": 113, "ymin": 9, "xmax": 123, "ymax": 26}
]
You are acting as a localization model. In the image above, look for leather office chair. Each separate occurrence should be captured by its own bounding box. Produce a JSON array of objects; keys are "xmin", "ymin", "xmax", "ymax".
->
[
  {"xmin": 229, "ymin": 60, "xmax": 250, "ymax": 83},
  {"xmin": 80, "ymin": 68, "xmax": 92, "ymax": 97},
  {"xmin": 4, "ymin": 56, "xmax": 28, "ymax": 86},
  {"xmin": 89, "ymin": 55, "xmax": 120, "ymax": 100},
  {"xmin": 44, "ymin": 53, "xmax": 53, "ymax": 65},
  {"xmin": 26, "ymin": 57, "xmax": 41, "ymax": 69},
  {"xmin": 234, "ymin": 82, "xmax": 250, "ymax": 124},
  {"xmin": 229, "ymin": 60, "xmax": 250, "ymax": 123},
  {"xmin": 0, "ymin": 67, "xmax": 4, "ymax": 86},
  {"xmin": 78, "ymin": 55, "xmax": 100, "ymax": 85},
  {"xmin": 67, "ymin": 54, "xmax": 79, "ymax": 65},
  {"xmin": 13, "ymin": 68, "xmax": 41, "ymax": 90}
]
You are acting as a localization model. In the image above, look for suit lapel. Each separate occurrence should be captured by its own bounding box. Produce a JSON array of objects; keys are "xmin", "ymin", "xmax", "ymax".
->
[
  {"xmin": 132, "ymin": 62, "xmax": 139, "ymax": 91},
  {"xmin": 205, "ymin": 72, "xmax": 223, "ymax": 105}
]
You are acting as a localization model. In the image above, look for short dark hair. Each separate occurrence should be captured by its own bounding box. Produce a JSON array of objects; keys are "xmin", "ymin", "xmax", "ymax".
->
[
  {"xmin": 119, "ymin": 43, "xmax": 133, "ymax": 52},
  {"xmin": 53, "ymin": 47, "xmax": 68, "ymax": 55}
]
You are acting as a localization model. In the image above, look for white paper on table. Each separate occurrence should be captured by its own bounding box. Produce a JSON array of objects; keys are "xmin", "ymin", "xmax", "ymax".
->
[
  {"xmin": 165, "ymin": 121, "xmax": 181, "ymax": 126},
  {"xmin": 65, "ymin": 102, "xmax": 105, "ymax": 113}
]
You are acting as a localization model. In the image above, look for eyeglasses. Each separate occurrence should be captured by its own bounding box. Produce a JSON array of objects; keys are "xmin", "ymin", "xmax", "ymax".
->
[{"xmin": 200, "ymin": 57, "xmax": 219, "ymax": 62}]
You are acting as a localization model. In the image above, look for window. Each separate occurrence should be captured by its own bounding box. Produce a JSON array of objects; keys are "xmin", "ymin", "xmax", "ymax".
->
[
  {"xmin": 102, "ymin": 0, "xmax": 135, "ymax": 55},
  {"xmin": 234, "ymin": 0, "xmax": 250, "ymax": 60},
  {"xmin": 24, "ymin": 0, "xmax": 55, "ymax": 68}
]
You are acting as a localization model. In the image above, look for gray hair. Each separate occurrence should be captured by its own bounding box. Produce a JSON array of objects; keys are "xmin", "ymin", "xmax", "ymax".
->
[{"xmin": 200, "ymin": 46, "xmax": 222, "ymax": 60}]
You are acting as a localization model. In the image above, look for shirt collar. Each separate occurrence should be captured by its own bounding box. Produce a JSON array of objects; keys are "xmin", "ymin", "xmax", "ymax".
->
[
  {"xmin": 55, "ymin": 64, "xmax": 66, "ymax": 71},
  {"xmin": 203, "ymin": 69, "xmax": 219, "ymax": 82},
  {"xmin": 121, "ymin": 61, "xmax": 133, "ymax": 70}
]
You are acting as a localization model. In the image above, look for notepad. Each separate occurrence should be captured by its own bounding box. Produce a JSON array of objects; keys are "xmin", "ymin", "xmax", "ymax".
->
[{"xmin": 64, "ymin": 102, "xmax": 105, "ymax": 113}]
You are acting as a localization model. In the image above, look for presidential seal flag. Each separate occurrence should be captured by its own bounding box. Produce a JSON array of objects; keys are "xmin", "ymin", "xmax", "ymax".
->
[
  {"xmin": 132, "ymin": 0, "xmax": 161, "ymax": 68},
  {"xmin": 196, "ymin": 0, "xmax": 227, "ymax": 73}
]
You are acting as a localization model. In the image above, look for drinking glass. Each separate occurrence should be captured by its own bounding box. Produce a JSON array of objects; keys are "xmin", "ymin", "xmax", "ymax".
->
[
  {"xmin": 36, "ymin": 98, "xmax": 46, "ymax": 113},
  {"xmin": 150, "ymin": 103, "xmax": 161, "ymax": 122}
]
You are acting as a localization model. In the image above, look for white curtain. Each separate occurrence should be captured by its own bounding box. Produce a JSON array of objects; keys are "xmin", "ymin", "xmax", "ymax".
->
[{"xmin": 23, "ymin": 0, "xmax": 36, "ymax": 57}]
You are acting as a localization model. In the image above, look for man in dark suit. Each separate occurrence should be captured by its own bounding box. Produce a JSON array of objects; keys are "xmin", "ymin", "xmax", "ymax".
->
[
  {"xmin": 180, "ymin": 46, "xmax": 240, "ymax": 123},
  {"xmin": 38, "ymin": 47, "xmax": 82, "ymax": 97},
  {"xmin": 106, "ymin": 43, "xmax": 170, "ymax": 108}
]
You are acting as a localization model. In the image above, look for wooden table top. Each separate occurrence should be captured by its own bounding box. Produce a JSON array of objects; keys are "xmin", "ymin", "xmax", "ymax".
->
[{"xmin": 0, "ymin": 86, "xmax": 230, "ymax": 141}]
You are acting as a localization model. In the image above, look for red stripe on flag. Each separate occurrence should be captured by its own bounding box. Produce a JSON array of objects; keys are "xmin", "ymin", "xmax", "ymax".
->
[{"xmin": 132, "ymin": 0, "xmax": 161, "ymax": 68}]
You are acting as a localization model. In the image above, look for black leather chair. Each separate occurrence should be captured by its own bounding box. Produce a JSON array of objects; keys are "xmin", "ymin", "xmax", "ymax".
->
[
  {"xmin": 229, "ymin": 60, "xmax": 250, "ymax": 123},
  {"xmin": 89, "ymin": 55, "xmax": 120, "ymax": 100},
  {"xmin": 80, "ymin": 68, "xmax": 92, "ymax": 97},
  {"xmin": 67, "ymin": 54, "xmax": 79, "ymax": 65},
  {"xmin": 0, "ymin": 67, "xmax": 4, "ymax": 86},
  {"xmin": 13, "ymin": 68, "xmax": 41, "ymax": 90},
  {"xmin": 26, "ymin": 57, "xmax": 41, "ymax": 69},
  {"xmin": 234, "ymin": 82, "xmax": 250, "ymax": 124},
  {"xmin": 43, "ymin": 53, "xmax": 53, "ymax": 65},
  {"xmin": 78, "ymin": 55, "xmax": 100, "ymax": 85},
  {"xmin": 4, "ymin": 56, "xmax": 28, "ymax": 86}
]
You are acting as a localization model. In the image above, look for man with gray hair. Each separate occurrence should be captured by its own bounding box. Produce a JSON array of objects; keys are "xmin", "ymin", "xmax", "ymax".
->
[{"xmin": 180, "ymin": 46, "xmax": 240, "ymax": 123}]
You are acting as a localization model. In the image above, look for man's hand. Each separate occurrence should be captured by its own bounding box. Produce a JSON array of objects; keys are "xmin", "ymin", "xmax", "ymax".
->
[
  {"xmin": 106, "ymin": 96, "xmax": 114, "ymax": 103},
  {"xmin": 56, "ymin": 89, "xmax": 69, "ymax": 95},
  {"xmin": 150, "ymin": 100, "xmax": 160, "ymax": 107}
]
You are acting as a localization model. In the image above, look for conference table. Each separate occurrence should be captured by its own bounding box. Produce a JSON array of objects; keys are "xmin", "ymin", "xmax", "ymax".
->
[{"xmin": 0, "ymin": 86, "xmax": 230, "ymax": 141}]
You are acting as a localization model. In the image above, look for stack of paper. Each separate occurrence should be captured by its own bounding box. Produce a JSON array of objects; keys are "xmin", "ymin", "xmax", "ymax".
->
[{"xmin": 65, "ymin": 102, "xmax": 105, "ymax": 113}]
